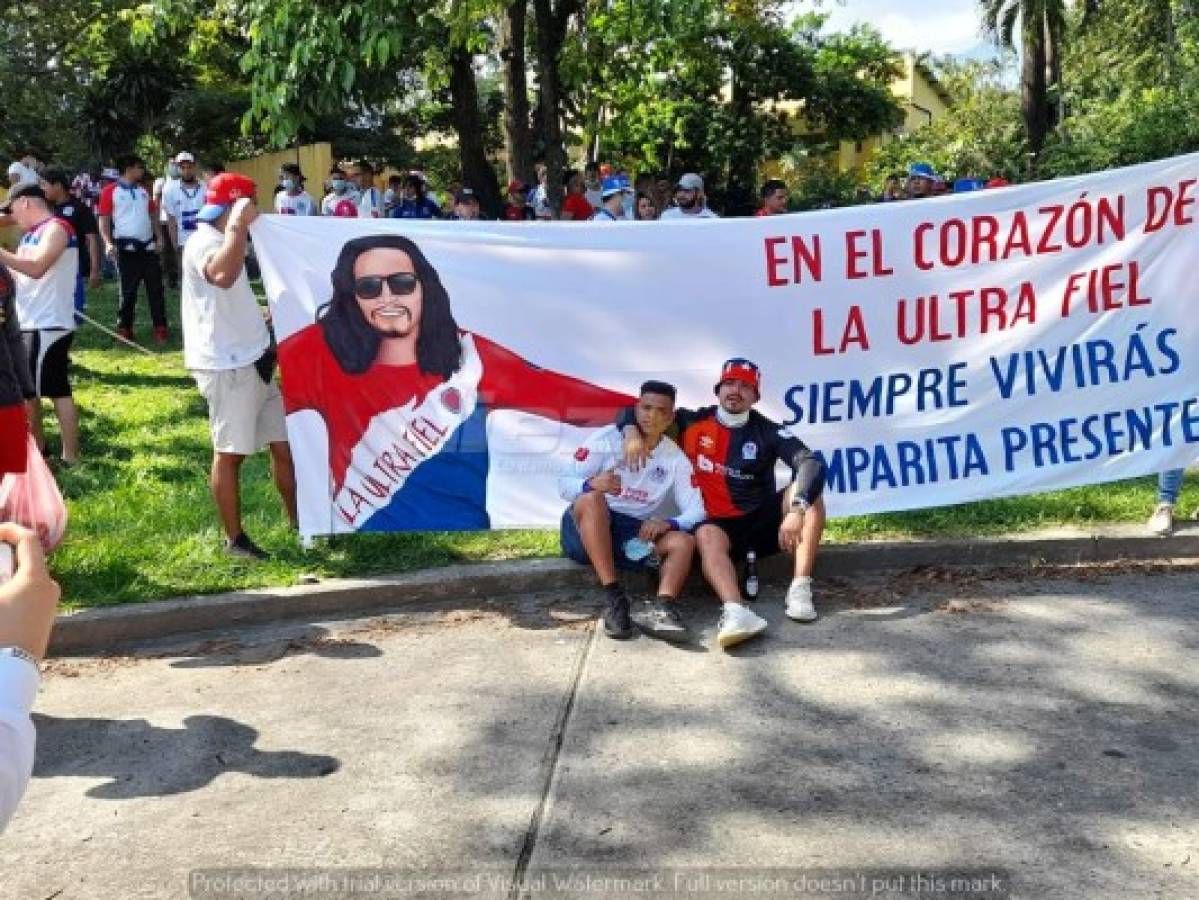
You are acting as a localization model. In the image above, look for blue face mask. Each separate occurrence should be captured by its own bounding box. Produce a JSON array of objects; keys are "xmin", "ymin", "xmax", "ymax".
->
[
  {"xmin": 331, "ymin": 179, "xmax": 347, "ymax": 192},
  {"xmin": 167, "ymin": 164, "xmax": 181, "ymax": 179},
  {"xmin": 281, "ymin": 178, "xmax": 295, "ymax": 192}
]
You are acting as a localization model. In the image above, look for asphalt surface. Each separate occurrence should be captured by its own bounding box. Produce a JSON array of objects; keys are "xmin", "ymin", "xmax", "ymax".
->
[{"xmin": 4, "ymin": 566, "xmax": 1197, "ymax": 899}]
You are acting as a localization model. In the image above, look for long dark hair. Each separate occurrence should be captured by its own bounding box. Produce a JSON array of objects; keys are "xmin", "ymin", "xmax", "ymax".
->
[{"xmin": 316, "ymin": 234, "xmax": 462, "ymax": 376}]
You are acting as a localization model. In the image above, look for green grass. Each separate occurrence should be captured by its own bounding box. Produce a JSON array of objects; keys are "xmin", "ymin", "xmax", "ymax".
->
[{"xmin": 34, "ymin": 281, "xmax": 1193, "ymax": 610}]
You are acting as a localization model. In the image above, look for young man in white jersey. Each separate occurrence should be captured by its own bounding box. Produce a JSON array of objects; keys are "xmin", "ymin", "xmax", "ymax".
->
[
  {"xmin": 181, "ymin": 173, "xmax": 297, "ymax": 560},
  {"xmin": 161, "ymin": 152, "xmax": 207, "ymax": 270},
  {"xmin": 0, "ymin": 183, "xmax": 82, "ymax": 465},
  {"xmin": 274, "ymin": 163, "xmax": 317, "ymax": 216},
  {"xmin": 559, "ymin": 380, "xmax": 705, "ymax": 642},
  {"xmin": 350, "ymin": 161, "xmax": 383, "ymax": 218},
  {"xmin": 321, "ymin": 167, "xmax": 358, "ymax": 217}
]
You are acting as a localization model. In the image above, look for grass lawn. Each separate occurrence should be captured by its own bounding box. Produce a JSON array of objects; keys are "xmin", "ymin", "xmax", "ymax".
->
[{"xmin": 33, "ymin": 280, "xmax": 1192, "ymax": 610}]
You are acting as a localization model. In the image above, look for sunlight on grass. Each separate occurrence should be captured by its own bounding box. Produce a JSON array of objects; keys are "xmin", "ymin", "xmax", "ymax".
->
[{"xmin": 36, "ymin": 282, "xmax": 1190, "ymax": 609}]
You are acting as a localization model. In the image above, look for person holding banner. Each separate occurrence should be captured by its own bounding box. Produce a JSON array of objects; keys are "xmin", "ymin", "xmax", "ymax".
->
[
  {"xmin": 559, "ymin": 381, "xmax": 705, "ymax": 642},
  {"xmin": 620, "ymin": 359, "xmax": 827, "ymax": 649},
  {"xmin": 277, "ymin": 234, "xmax": 633, "ymax": 532}
]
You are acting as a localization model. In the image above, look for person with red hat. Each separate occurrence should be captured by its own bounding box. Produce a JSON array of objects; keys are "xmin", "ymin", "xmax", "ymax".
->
[
  {"xmin": 618, "ymin": 357, "xmax": 828, "ymax": 649},
  {"xmin": 180, "ymin": 172, "xmax": 297, "ymax": 560},
  {"xmin": 502, "ymin": 179, "xmax": 535, "ymax": 221}
]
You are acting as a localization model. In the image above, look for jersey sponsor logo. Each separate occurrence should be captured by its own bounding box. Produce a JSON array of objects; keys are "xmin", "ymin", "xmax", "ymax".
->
[
  {"xmin": 696, "ymin": 453, "xmax": 752, "ymax": 480},
  {"xmin": 699, "ymin": 435, "xmax": 715, "ymax": 451},
  {"xmin": 650, "ymin": 465, "xmax": 668, "ymax": 483},
  {"xmin": 742, "ymin": 441, "xmax": 758, "ymax": 461},
  {"xmin": 575, "ymin": 447, "xmax": 589, "ymax": 462}
]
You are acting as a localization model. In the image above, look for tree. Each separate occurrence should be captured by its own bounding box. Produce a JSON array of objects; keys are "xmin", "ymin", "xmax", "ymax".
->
[{"xmin": 980, "ymin": 0, "xmax": 1067, "ymax": 164}]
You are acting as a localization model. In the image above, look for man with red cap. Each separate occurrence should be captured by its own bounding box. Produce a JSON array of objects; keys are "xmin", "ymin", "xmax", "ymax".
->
[
  {"xmin": 619, "ymin": 357, "xmax": 828, "ymax": 649},
  {"xmin": 180, "ymin": 173, "xmax": 297, "ymax": 560}
]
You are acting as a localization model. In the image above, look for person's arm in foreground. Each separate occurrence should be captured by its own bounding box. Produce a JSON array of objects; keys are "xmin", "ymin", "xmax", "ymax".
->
[
  {"xmin": 0, "ymin": 523, "xmax": 61, "ymax": 832},
  {"xmin": 203, "ymin": 199, "xmax": 257, "ymax": 289}
]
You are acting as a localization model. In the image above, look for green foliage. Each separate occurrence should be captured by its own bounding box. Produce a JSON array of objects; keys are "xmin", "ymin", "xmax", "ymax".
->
[{"xmin": 865, "ymin": 55, "xmax": 1026, "ymax": 192}]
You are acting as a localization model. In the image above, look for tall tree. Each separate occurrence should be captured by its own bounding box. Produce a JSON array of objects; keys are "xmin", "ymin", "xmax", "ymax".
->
[
  {"xmin": 980, "ymin": 0, "xmax": 1067, "ymax": 163},
  {"xmin": 499, "ymin": 0, "xmax": 535, "ymax": 186}
]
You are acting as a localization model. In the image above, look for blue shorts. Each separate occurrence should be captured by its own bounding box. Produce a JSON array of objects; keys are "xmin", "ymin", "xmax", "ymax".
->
[{"xmin": 560, "ymin": 504, "xmax": 650, "ymax": 572}]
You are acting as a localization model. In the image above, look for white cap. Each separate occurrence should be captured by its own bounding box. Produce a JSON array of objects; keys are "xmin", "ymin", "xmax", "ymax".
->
[
  {"xmin": 6, "ymin": 161, "xmax": 25, "ymax": 176},
  {"xmin": 676, "ymin": 173, "xmax": 704, "ymax": 191},
  {"xmin": 173, "ymin": 151, "xmax": 195, "ymax": 164}
]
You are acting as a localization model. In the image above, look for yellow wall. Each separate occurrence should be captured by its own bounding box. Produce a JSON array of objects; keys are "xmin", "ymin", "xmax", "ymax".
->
[
  {"xmin": 0, "ymin": 185, "xmax": 16, "ymax": 250},
  {"xmin": 227, "ymin": 143, "xmax": 333, "ymax": 210}
]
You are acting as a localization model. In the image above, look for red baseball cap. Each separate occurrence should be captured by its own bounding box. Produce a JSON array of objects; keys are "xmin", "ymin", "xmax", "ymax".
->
[
  {"xmin": 195, "ymin": 172, "xmax": 257, "ymax": 222},
  {"xmin": 715, "ymin": 357, "xmax": 761, "ymax": 395}
]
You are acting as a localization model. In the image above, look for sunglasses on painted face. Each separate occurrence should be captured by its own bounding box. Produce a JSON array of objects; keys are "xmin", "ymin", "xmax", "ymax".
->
[{"xmin": 354, "ymin": 272, "xmax": 419, "ymax": 299}]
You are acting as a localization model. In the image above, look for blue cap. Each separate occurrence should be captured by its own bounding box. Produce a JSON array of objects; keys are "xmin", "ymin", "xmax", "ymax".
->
[
  {"xmin": 953, "ymin": 178, "xmax": 984, "ymax": 193},
  {"xmin": 600, "ymin": 174, "xmax": 631, "ymax": 198},
  {"xmin": 908, "ymin": 162, "xmax": 936, "ymax": 179}
]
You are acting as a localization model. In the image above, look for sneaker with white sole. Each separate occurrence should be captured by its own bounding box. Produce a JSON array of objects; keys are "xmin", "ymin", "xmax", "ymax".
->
[
  {"xmin": 785, "ymin": 576, "xmax": 818, "ymax": 622},
  {"xmin": 717, "ymin": 602, "xmax": 768, "ymax": 649},
  {"xmin": 1147, "ymin": 502, "xmax": 1175, "ymax": 536}
]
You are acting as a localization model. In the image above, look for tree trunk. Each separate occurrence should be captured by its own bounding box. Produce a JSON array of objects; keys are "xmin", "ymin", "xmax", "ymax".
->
[
  {"xmin": 500, "ymin": 0, "xmax": 535, "ymax": 186},
  {"xmin": 1021, "ymin": 9, "xmax": 1050, "ymax": 166},
  {"xmin": 724, "ymin": 56, "xmax": 758, "ymax": 217},
  {"xmin": 1044, "ymin": 9, "xmax": 1061, "ymax": 128},
  {"xmin": 531, "ymin": 0, "xmax": 579, "ymax": 215},
  {"xmin": 448, "ymin": 46, "xmax": 503, "ymax": 218}
]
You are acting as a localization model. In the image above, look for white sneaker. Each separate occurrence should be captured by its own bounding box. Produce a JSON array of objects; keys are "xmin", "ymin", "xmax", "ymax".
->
[
  {"xmin": 785, "ymin": 576, "xmax": 818, "ymax": 622},
  {"xmin": 1147, "ymin": 502, "xmax": 1175, "ymax": 536},
  {"xmin": 717, "ymin": 602, "xmax": 768, "ymax": 649}
]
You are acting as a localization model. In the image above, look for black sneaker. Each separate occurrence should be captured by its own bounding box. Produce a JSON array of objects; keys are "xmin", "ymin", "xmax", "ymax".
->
[
  {"xmin": 224, "ymin": 532, "xmax": 270, "ymax": 561},
  {"xmin": 602, "ymin": 586, "xmax": 635, "ymax": 640},
  {"xmin": 631, "ymin": 599, "xmax": 689, "ymax": 642}
]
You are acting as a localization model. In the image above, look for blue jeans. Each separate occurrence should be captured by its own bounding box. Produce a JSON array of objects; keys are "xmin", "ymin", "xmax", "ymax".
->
[{"xmin": 1158, "ymin": 469, "xmax": 1185, "ymax": 504}]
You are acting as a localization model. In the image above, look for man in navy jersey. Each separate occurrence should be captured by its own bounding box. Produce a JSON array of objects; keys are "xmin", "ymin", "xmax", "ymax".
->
[{"xmin": 620, "ymin": 358, "xmax": 827, "ymax": 649}]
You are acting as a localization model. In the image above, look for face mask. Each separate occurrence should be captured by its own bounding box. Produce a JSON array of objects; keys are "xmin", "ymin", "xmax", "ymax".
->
[
  {"xmin": 168, "ymin": 164, "xmax": 181, "ymax": 179},
  {"xmin": 281, "ymin": 179, "xmax": 295, "ymax": 192},
  {"xmin": 331, "ymin": 179, "xmax": 347, "ymax": 192}
]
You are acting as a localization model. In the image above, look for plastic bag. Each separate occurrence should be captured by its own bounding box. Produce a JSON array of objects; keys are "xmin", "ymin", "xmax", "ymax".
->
[{"xmin": 0, "ymin": 433, "xmax": 68, "ymax": 550}]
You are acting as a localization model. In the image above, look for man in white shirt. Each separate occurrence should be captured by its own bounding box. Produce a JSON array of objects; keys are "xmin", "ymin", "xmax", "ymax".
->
[
  {"xmin": 559, "ymin": 380, "xmax": 705, "ymax": 642},
  {"xmin": 274, "ymin": 164, "xmax": 317, "ymax": 216},
  {"xmin": 181, "ymin": 173, "xmax": 297, "ymax": 560},
  {"xmin": 590, "ymin": 175, "xmax": 631, "ymax": 221},
  {"xmin": 0, "ymin": 522, "xmax": 61, "ymax": 833},
  {"xmin": 351, "ymin": 160, "xmax": 383, "ymax": 219},
  {"xmin": 659, "ymin": 173, "xmax": 719, "ymax": 219},
  {"xmin": 0, "ymin": 183, "xmax": 81, "ymax": 465},
  {"xmin": 161, "ymin": 152, "xmax": 207, "ymax": 260}
]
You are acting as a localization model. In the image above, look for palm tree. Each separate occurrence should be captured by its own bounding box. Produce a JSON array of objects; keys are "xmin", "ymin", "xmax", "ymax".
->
[{"xmin": 980, "ymin": 0, "xmax": 1067, "ymax": 163}]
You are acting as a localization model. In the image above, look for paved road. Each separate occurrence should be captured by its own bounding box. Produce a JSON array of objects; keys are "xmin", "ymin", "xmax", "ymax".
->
[{"xmin": 5, "ymin": 567, "xmax": 1197, "ymax": 899}]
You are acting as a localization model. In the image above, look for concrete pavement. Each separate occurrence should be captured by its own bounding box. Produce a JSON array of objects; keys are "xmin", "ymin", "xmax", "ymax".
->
[{"xmin": 4, "ymin": 568, "xmax": 1197, "ymax": 898}]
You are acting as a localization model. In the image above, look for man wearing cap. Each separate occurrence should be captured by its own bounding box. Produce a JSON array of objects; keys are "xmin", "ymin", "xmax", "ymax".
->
[
  {"xmin": 503, "ymin": 180, "xmax": 536, "ymax": 221},
  {"xmin": 560, "ymin": 380, "xmax": 705, "ymax": 642},
  {"xmin": 618, "ymin": 358, "xmax": 828, "ymax": 649},
  {"xmin": 161, "ymin": 152, "xmax": 207, "ymax": 266},
  {"xmin": 906, "ymin": 163, "xmax": 936, "ymax": 199},
  {"xmin": 659, "ymin": 173, "xmax": 718, "ymax": 219},
  {"xmin": 97, "ymin": 154, "xmax": 169, "ymax": 343},
  {"xmin": 591, "ymin": 175, "xmax": 631, "ymax": 221},
  {"xmin": 39, "ymin": 168, "xmax": 102, "ymax": 322},
  {"xmin": 448, "ymin": 188, "xmax": 481, "ymax": 220},
  {"xmin": 180, "ymin": 173, "xmax": 297, "ymax": 560},
  {"xmin": 0, "ymin": 183, "xmax": 82, "ymax": 466},
  {"xmin": 274, "ymin": 164, "xmax": 317, "ymax": 216}
]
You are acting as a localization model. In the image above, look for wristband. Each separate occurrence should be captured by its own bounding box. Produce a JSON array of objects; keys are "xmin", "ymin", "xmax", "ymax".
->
[{"xmin": 790, "ymin": 496, "xmax": 810, "ymax": 513}]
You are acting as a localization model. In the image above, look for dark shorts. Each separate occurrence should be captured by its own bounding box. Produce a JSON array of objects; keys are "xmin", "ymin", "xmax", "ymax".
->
[
  {"xmin": 21, "ymin": 329, "xmax": 74, "ymax": 399},
  {"xmin": 560, "ymin": 504, "xmax": 652, "ymax": 572},
  {"xmin": 700, "ymin": 489, "xmax": 786, "ymax": 560}
]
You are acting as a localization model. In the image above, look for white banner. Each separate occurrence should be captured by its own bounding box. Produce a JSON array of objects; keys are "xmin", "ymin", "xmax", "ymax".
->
[{"xmin": 252, "ymin": 153, "xmax": 1199, "ymax": 537}]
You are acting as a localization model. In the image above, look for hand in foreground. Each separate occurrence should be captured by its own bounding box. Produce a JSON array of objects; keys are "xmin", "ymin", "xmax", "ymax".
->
[
  {"xmin": 638, "ymin": 518, "xmax": 671, "ymax": 543},
  {"xmin": 778, "ymin": 510, "xmax": 805, "ymax": 554},
  {"xmin": 0, "ymin": 524, "xmax": 61, "ymax": 661},
  {"xmin": 621, "ymin": 425, "xmax": 647, "ymax": 472},
  {"xmin": 588, "ymin": 469, "xmax": 622, "ymax": 496}
]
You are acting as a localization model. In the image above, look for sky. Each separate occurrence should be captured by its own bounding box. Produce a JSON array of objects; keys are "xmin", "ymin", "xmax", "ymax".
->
[{"xmin": 817, "ymin": 0, "xmax": 998, "ymax": 58}]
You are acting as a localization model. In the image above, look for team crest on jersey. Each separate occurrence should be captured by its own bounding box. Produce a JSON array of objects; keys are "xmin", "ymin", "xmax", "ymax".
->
[
  {"xmin": 742, "ymin": 441, "xmax": 758, "ymax": 461},
  {"xmin": 441, "ymin": 387, "xmax": 462, "ymax": 414},
  {"xmin": 575, "ymin": 447, "xmax": 589, "ymax": 461},
  {"xmin": 699, "ymin": 435, "xmax": 715, "ymax": 451},
  {"xmin": 650, "ymin": 465, "xmax": 668, "ymax": 483}
]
